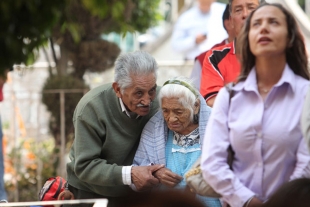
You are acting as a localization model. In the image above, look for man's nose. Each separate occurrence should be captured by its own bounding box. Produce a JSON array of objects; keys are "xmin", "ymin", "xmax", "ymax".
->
[
  {"xmin": 242, "ymin": 8, "xmax": 249, "ymax": 19},
  {"xmin": 141, "ymin": 95, "xmax": 152, "ymax": 106}
]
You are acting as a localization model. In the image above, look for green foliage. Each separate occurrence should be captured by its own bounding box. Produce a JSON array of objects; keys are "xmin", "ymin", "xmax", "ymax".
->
[
  {"xmin": 0, "ymin": 0, "xmax": 65, "ymax": 74},
  {"xmin": 80, "ymin": 0, "xmax": 162, "ymax": 34},
  {"xmin": 217, "ymin": 0, "xmax": 229, "ymax": 3},
  {"xmin": 298, "ymin": 0, "xmax": 305, "ymax": 10}
]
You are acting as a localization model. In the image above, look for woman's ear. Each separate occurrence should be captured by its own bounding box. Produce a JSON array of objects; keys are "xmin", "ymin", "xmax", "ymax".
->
[{"xmin": 194, "ymin": 98, "xmax": 200, "ymax": 115}]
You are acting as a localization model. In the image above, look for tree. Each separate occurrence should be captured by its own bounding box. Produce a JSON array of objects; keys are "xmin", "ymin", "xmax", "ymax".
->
[
  {"xmin": 1, "ymin": 0, "xmax": 161, "ymax": 177},
  {"xmin": 41, "ymin": 0, "xmax": 161, "ymax": 148},
  {"xmin": 0, "ymin": 0, "xmax": 65, "ymax": 75}
]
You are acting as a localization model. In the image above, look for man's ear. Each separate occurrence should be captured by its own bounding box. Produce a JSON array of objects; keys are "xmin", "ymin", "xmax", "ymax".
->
[
  {"xmin": 194, "ymin": 98, "xmax": 200, "ymax": 115},
  {"xmin": 112, "ymin": 82, "xmax": 122, "ymax": 98}
]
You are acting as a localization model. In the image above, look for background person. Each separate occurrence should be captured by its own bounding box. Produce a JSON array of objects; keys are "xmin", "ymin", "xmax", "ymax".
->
[
  {"xmin": 201, "ymin": 3, "xmax": 310, "ymax": 207},
  {"xmin": 133, "ymin": 77, "xmax": 221, "ymax": 207},
  {"xmin": 200, "ymin": 0, "xmax": 261, "ymax": 107},
  {"xmin": 65, "ymin": 51, "xmax": 164, "ymax": 207},
  {"xmin": 171, "ymin": 0, "xmax": 227, "ymax": 60},
  {"xmin": 190, "ymin": 4, "xmax": 235, "ymax": 90}
]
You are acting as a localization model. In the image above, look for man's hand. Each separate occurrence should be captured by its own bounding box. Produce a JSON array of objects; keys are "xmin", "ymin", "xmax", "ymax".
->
[
  {"xmin": 131, "ymin": 164, "xmax": 164, "ymax": 191},
  {"xmin": 153, "ymin": 167, "xmax": 183, "ymax": 188},
  {"xmin": 195, "ymin": 34, "xmax": 207, "ymax": 44}
]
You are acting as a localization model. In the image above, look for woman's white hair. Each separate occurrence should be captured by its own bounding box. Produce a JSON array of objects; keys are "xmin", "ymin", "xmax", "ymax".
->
[
  {"xmin": 158, "ymin": 76, "xmax": 199, "ymax": 121},
  {"xmin": 114, "ymin": 51, "xmax": 158, "ymax": 92}
]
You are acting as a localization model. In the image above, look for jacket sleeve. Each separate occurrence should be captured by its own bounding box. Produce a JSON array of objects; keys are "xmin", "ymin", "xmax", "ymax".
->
[
  {"xmin": 200, "ymin": 49, "xmax": 224, "ymax": 100},
  {"xmin": 171, "ymin": 18, "xmax": 196, "ymax": 54},
  {"xmin": 72, "ymin": 106, "xmax": 123, "ymax": 186},
  {"xmin": 201, "ymin": 88, "xmax": 255, "ymax": 207}
]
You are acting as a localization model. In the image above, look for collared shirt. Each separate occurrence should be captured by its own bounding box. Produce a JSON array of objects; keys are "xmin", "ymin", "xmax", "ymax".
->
[
  {"xmin": 171, "ymin": 2, "xmax": 227, "ymax": 60},
  {"xmin": 201, "ymin": 64, "xmax": 310, "ymax": 207},
  {"xmin": 119, "ymin": 98, "xmax": 140, "ymax": 119}
]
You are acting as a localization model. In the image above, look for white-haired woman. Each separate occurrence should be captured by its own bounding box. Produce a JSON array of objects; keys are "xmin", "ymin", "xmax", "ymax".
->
[{"xmin": 133, "ymin": 77, "xmax": 221, "ymax": 207}]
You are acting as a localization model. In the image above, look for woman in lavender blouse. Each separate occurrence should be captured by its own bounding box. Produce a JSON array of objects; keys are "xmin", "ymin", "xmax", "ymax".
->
[{"xmin": 201, "ymin": 3, "xmax": 310, "ymax": 207}]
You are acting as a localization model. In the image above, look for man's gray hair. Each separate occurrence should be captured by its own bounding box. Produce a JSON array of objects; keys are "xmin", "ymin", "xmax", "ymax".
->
[
  {"xmin": 159, "ymin": 76, "xmax": 199, "ymax": 122},
  {"xmin": 114, "ymin": 51, "xmax": 158, "ymax": 91}
]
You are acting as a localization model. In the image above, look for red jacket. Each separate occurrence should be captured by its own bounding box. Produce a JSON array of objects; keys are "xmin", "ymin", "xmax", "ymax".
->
[{"xmin": 200, "ymin": 41, "xmax": 240, "ymax": 101}]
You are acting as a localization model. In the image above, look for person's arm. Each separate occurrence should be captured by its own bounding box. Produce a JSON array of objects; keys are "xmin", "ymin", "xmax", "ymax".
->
[
  {"xmin": 201, "ymin": 88, "xmax": 257, "ymax": 207},
  {"xmin": 200, "ymin": 50, "xmax": 224, "ymax": 106},
  {"xmin": 301, "ymin": 87, "xmax": 310, "ymax": 152},
  {"xmin": 171, "ymin": 18, "xmax": 206, "ymax": 54},
  {"xmin": 73, "ymin": 113, "xmax": 125, "ymax": 186},
  {"xmin": 206, "ymin": 96, "xmax": 216, "ymax": 107},
  {"xmin": 289, "ymin": 136, "xmax": 310, "ymax": 180}
]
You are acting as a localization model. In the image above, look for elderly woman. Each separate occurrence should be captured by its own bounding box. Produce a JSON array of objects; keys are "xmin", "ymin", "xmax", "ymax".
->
[
  {"xmin": 133, "ymin": 77, "xmax": 221, "ymax": 207},
  {"xmin": 201, "ymin": 3, "xmax": 310, "ymax": 207}
]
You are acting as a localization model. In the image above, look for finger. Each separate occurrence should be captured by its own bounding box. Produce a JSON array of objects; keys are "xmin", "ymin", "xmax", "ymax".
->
[
  {"xmin": 148, "ymin": 176, "xmax": 160, "ymax": 186},
  {"xmin": 149, "ymin": 164, "xmax": 165, "ymax": 172},
  {"xmin": 164, "ymin": 170, "xmax": 183, "ymax": 181},
  {"xmin": 161, "ymin": 174, "xmax": 183, "ymax": 184}
]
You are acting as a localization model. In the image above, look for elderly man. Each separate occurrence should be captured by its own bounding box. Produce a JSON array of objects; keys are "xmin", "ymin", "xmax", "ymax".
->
[
  {"xmin": 171, "ymin": 0, "xmax": 227, "ymax": 60},
  {"xmin": 65, "ymin": 51, "xmax": 163, "ymax": 207},
  {"xmin": 200, "ymin": 0, "xmax": 261, "ymax": 107}
]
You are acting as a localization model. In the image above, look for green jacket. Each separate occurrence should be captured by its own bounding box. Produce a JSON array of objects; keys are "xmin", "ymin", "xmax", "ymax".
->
[{"xmin": 66, "ymin": 83, "xmax": 159, "ymax": 197}]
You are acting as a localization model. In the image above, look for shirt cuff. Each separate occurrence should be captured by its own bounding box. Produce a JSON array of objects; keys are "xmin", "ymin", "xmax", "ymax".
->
[
  {"xmin": 224, "ymin": 186, "xmax": 255, "ymax": 207},
  {"xmin": 122, "ymin": 166, "xmax": 132, "ymax": 185}
]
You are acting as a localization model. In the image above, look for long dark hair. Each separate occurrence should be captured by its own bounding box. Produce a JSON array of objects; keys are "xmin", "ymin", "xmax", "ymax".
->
[{"xmin": 236, "ymin": 3, "xmax": 309, "ymax": 82}]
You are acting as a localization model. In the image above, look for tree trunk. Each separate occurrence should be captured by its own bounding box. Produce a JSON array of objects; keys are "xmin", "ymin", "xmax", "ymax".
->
[{"xmin": 58, "ymin": 45, "xmax": 69, "ymax": 76}]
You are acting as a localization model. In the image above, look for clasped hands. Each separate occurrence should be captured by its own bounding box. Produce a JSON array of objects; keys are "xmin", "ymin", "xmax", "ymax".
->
[{"xmin": 131, "ymin": 165, "xmax": 183, "ymax": 191}]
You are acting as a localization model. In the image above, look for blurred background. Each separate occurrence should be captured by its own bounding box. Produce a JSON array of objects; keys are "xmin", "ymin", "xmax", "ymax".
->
[{"xmin": 0, "ymin": 0, "xmax": 309, "ymax": 202}]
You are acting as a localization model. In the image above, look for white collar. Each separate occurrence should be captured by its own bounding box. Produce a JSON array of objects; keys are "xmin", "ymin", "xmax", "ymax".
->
[{"xmin": 119, "ymin": 98, "xmax": 140, "ymax": 119}]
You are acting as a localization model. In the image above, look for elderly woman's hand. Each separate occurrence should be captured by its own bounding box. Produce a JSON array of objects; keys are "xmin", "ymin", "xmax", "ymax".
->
[{"xmin": 153, "ymin": 167, "xmax": 183, "ymax": 188}]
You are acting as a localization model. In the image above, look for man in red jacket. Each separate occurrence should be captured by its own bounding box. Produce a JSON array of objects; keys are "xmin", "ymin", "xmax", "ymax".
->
[
  {"xmin": 200, "ymin": 0, "xmax": 261, "ymax": 107},
  {"xmin": 190, "ymin": 4, "xmax": 235, "ymax": 90}
]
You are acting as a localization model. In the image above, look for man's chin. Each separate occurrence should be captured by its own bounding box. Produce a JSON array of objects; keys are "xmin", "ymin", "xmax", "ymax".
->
[{"xmin": 136, "ymin": 107, "xmax": 150, "ymax": 116}]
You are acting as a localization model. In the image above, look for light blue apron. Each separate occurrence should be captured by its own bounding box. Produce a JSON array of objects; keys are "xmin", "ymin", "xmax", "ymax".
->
[{"xmin": 165, "ymin": 129, "xmax": 222, "ymax": 207}]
